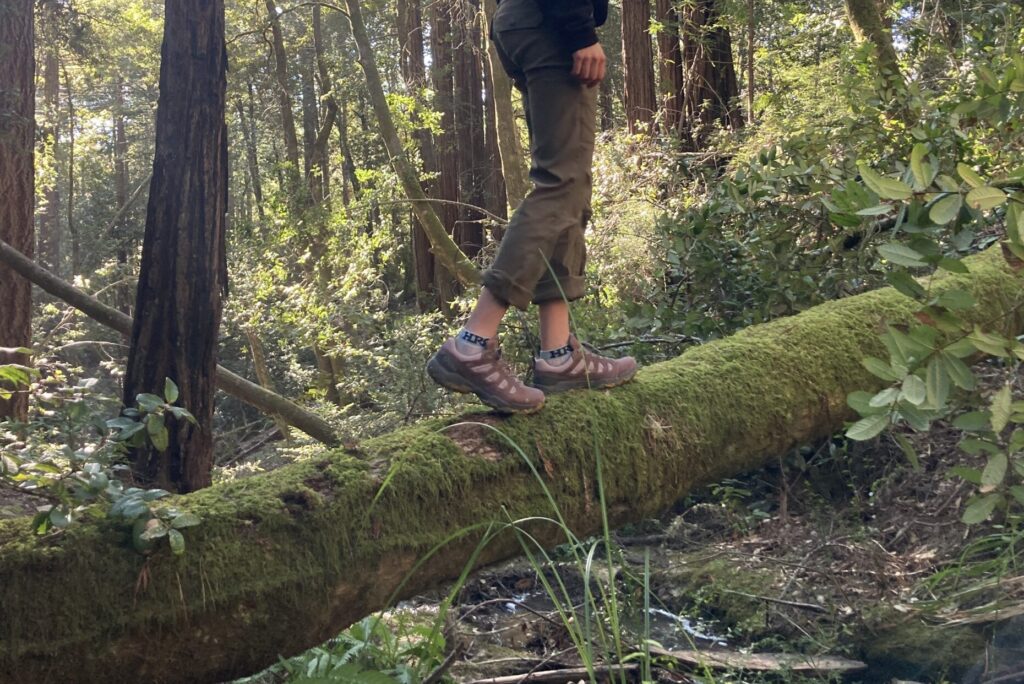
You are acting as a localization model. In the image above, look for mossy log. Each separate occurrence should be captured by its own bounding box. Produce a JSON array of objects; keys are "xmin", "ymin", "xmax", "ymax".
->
[{"xmin": 2, "ymin": 248, "xmax": 1023, "ymax": 684}]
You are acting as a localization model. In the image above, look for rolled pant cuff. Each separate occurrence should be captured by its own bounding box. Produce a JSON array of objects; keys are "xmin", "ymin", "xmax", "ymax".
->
[
  {"xmin": 532, "ymin": 274, "xmax": 586, "ymax": 305},
  {"xmin": 482, "ymin": 268, "xmax": 535, "ymax": 311}
]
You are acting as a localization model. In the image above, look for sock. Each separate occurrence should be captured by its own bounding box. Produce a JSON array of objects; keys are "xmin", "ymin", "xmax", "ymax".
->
[
  {"xmin": 537, "ymin": 340, "xmax": 573, "ymax": 367},
  {"xmin": 454, "ymin": 328, "xmax": 489, "ymax": 356}
]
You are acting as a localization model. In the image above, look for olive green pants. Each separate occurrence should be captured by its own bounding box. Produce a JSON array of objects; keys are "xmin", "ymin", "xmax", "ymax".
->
[{"xmin": 483, "ymin": 0, "xmax": 598, "ymax": 310}]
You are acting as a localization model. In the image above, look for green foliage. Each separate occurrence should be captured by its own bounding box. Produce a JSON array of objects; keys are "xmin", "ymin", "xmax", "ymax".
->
[
  {"xmin": 839, "ymin": 48, "xmax": 1024, "ymax": 531},
  {"xmin": 2, "ymin": 374, "xmax": 199, "ymax": 554},
  {"xmin": 268, "ymin": 616, "xmax": 446, "ymax": 684}
]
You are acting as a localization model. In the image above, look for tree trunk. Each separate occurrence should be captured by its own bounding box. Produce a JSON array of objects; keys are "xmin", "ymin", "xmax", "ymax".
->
[
  {"xmin": 0, "ymin": 0, "xmax": 35, "ymax": 422},
  {"xmin": 0, "ymin": 237, "xmax": 342, "ymax": 447},
  {"xmin": 63, "ymin": 60, "xmax": 80, "ymax": 276},
  {"xmin": 483, "ymin": 0, "xmax": 528, "ymax": 212},
  {"xmin": 236, "ymin": 90, "xmax": 265, "ymax": 220},
  {"xmin": 621, "ymin": 0, "xmax": 657, "ymax": 134},
  {"xmin": 428, "ymin": 0, "xmax": 467, "ymax": 301},
  {"xmin": 112, "ymin": 76, "xmax": 131, "ymax": 314},
  {"xmin": 2, "ymin": 246, "xmax": 1023, "ymax": 684},
  {"xmin": 397, "ymin": 0, "xmax": 438, "ymax": 305},
  {"xmin": 746, "ymin": 0, "xmax": 755, "ymax": 124},
  {"xmin": 453, "ymin": 0, "xmax": 485, "ymax": 258},
  {"xmin": 680, "ymin": 0, "xmax": 743, "ymax": 144},
  {"xmin": 264, "ymin": 0, "xmax": 302, "ymax": 187},
  {"xmin": 122, "ymin": 0, "xmax": 228, "ymax": 494},
  {"xmin": 845, "ymin": 0, "xmax": 903, "ymax": 85},
  {"xmin": 342, "ymin": 0, "xmax": 479, "ymax": 287},
  {"xmin": 654, "ymin": 0, "xmax": 684, "ymax": 134},
  {"xmin": 38, "ymin": 45, "xmax": 61, "ymax": 275}
]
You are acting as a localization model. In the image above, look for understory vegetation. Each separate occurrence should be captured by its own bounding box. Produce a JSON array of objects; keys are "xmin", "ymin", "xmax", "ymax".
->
[{"xmin": 2, "ymin": 0, "xmax": 1024, "ymax": 681}]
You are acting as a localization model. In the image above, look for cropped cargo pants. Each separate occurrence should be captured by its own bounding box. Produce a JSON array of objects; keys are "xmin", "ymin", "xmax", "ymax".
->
[{"xmin": 483, "ymin": 0, "xmax": 598, "ymax": 310}]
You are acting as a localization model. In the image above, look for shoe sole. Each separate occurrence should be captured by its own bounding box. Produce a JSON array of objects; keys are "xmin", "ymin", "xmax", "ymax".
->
[
  {"xmin": 427, "ymin": 353, "xmax": 545, "ymax": 415},
  {"xmin": 532, "ymin": 367, "xmax": 638, "ymax": 394}
]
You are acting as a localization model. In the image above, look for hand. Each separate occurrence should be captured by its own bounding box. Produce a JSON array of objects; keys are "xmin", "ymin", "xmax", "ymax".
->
[{"xmin": 571, "ymin": 42, "xmax": 606, "ymax": 87}]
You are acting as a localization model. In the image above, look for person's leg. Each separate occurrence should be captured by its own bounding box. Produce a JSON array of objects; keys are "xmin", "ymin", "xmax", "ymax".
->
[{"xmin": 538, "ymin": 299, "xmax": 570, "ymax": 351}]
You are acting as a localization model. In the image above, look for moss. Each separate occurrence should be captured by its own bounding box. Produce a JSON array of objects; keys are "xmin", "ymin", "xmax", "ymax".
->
[{"xmin": 1, "ymin": 247, "xmax": 1022, "ymax": 683}]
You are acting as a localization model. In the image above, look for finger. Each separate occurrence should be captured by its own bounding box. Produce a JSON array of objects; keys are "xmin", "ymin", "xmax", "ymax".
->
[{"xmin": 572, "ymin": 56, "xmax": 584, "ymax": 77}]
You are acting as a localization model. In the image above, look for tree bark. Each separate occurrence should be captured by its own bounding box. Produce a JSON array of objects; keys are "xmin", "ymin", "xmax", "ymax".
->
[
  {"xmin": 236, "ymin": 92, "xmax": 265, "ymax": 220},
  {"xmin": 680, "ymin": 0, "xmax": 743, "ymax": 144},
  {"xmin": 38, "ymin": 44, "xmax": 61, "ymax": 276},
  {"xmin": 264, "ymin": 0, "xmax": 302, "ymax": 187},
  {"xmin": 397, "ymin": 0, "xmax": 438, "ymax": 305},
  {"xmin": 344, "ymin": 0, "xmax": 480, "ymax": 288},
  {"xmin": 123, "ymin": 0, "xmax": 228, "ymax": 494},
  {"xmin": 453, "ymin": 0, "xmax": 486, "ymax": 257},
  {"xmin": 2, "ymin": 246, "xmax": 1023, "ymax": 684},
  {"xmin": 621, "ymin": 0, "xmax": 657, "ymax": 134},
  {"xmin": 0, "ymin": 0, "xmax": 35, "ymax": 422},
  {"xmin": 746, "ymin": 0, "xmax": 755, "ymax": 124},
  {"xmin": 845, "ymin": 0, "xmax": 903, "ymax": 85},
  {"xmin": 428, "ymin": 0, "xmax": 467, "ymax": 301},
  {"xmin": 0, "ymin": 238, "xmax": 342, "ymax": 447},
  {"xmin": 654, "ymin": 0, "xmax": 684, "ymax": 134}
]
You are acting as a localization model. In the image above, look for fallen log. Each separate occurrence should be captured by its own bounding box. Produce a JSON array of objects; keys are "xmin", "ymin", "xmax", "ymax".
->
[
  {"xmin": 0, "ymin": 238, "xmax": 342, "ymax": 447},
  {"xmin": 1, "ymin": 247, "xmax": 1023, "ymax": 684}
]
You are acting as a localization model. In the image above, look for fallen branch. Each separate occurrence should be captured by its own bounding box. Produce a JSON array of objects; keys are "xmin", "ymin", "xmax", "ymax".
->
[
  {"xmin": 466, "ymin": 664, "xmax": 638, "ymax": 684},
  {"xmin": 0, "ymin": 238, "xmax": 342, "ymax": 447},
  {"xmin": 650, "ymin": 646, "xmax": 866, "ymax": 674}
]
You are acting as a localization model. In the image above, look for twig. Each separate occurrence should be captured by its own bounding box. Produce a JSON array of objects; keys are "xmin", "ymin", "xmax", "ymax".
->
[
  {"xmin": 422, "ymin": 643, "xmax": 462, "ymax": 684},
  {"xmin": 717, "ymin": 588, "xmax": 827, "ymax": 613}
]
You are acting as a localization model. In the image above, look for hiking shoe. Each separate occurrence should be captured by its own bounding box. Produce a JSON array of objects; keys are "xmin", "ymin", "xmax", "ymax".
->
[
  {"xmin": 427, "ymin": 337, "xmax": 546, "ymax": 414},
  {"xmin": 532, "ymin": 335, "xmax": 638, "ymax": 394}
]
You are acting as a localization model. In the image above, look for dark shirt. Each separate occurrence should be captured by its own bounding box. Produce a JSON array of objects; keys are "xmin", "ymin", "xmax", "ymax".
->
[{"xmin": 497, "ymin": 0, "xmax": 609, "ymax": 53}]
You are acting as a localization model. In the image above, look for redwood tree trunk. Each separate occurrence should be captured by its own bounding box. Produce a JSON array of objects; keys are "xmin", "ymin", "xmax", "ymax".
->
[
  {"xmin": 429, "ymin": 0, "xmax": 464, "ymax": 302},
  {"xmin": 123, "ymin": 0, "xmax": 228, "ymax": 493},
  {"xmin": 681, "ymin": 0, "xmax": 743, "ymax": 144},
  {"xmin": 0, "ymin": 0, "xmax": 35, "ymax": 422},
  {"xmin": 621, "ymin": 0, "xmax": 657, "ymax": 134},
  {"xmin": 39, "ymin": 45, "xmax": 61, "ymax": 275},
  {"xmin": 654, "ymin": 0, "xmax": 684, "ymax": 134}
]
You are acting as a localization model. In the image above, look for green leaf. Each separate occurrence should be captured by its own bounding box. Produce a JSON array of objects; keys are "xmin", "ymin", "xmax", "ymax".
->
[
  {"xmin": 856, "ymin": 204, "xmax": 893, "ymax": 216},
  {"xmin": 902, "ymin": 375, "xmax": 927, "ymax": 406},
  {"xmin": 938, "ymin": 257, "xmax": 970, "ymax": 274},
  {"xmin": 877, "ymin": 242, "xmax": 926, "ymax": 267},
  {"xmin": 935, "ymin": 288, "xmax": 975, "ymax": 311},
  {"xmin": 847, "ymin": 391, "xmax": 884, "ymax": 415},
  {"xmin": 171, "ymin": 512, "xmax": 201, "ymax": 529},
  {"xmin": 957, "ymin": 163, "xmax": 985, "ymax": 189},
  {"xmin": 991, "ymin": 384, "xmax": 1013, "ymax": 433},
  {"xmin": 954, "ymin": 411, "xmax": 991, "ymax": 432},
  {"xmin": 1009, "ymin": 485, "xmax": 1024, "ymax": 507},
  {"xmin": 49, "ymin": 507, "xmax": 70, "ymax": 529},
  {"xmin": 862, "ymin": 356, "xmax": 899, "ymax": 381},
  {"xmin": 936, "ymin": 174, "xmax": 960, "ymax": 192},
  {"xmin": 870, "ymin": 387, "xmax": 900, "ymax": 407},
  {"xmin": 910, "ymin": 143, "xmax": 929, "ymax": 189},
  {"xmin": 962, "ymin": 438, "xmax": 1001, "ymax": 455},
  {"xmin": 926, "ymin": 358, "xmax": 950, "ymax": 408},
  {"xmin": 962, "ymin": 493, "xmax": 1001, "ymax": 524},
  {"xmin": 887, "ymin": 271, "xmax": 926, "ymax": 299},
  {"xmin": 858, "ymin": 162, "xmax": 913, "ymax": 200},
  {"xmin": 168, "ymin": 529, "xmax": 185, "ymax": 556},
  {"xmin": 140, "ymin": 521, "xmax": 169, "ymax": 541},
  {"xmin": 137, "ymin": 393, "xmax": 164, "ymax": 412},
  {"xmin": 164, "ymin": 378, "xmax": 179, "ymax": 404},
  {"xmin": 894, "ymin": 433, "xmax": 921, "ymax": 472},
  {"xmin": 847, "ymin": 413, "xmax": 890, "ymax": 441},
  {"xmin": 940, "ymin": 352, "xmax": 976, "ymax": 390},
  {"xmin": 982, "ymin": 452, "xmax": 1008, "ymax": 488},
  {"xmin": 965, "ymin": 186, "xmax": 1007, "ymax": 211},
  {"xmin": 949, "ymin": 466, "xmax": 982, "ymax": 485},
  {"xmin": 929, "ymin": 194, "xmax": 963, "ymax": 225},
  {"xmin": 897, "ymin": 401, "xmax": 932, "ymax": 431},
  {"xmin": 969, "ymin": 327, "xmax": 1010, "ymax": 357},
  {"xmin": 151, "ymin": 426, "xmax": 169, "ymax": 452}
]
